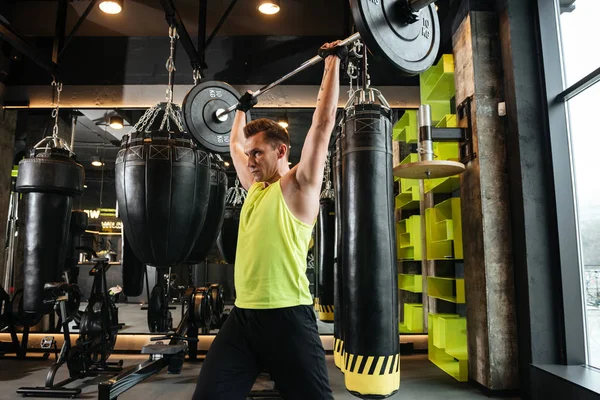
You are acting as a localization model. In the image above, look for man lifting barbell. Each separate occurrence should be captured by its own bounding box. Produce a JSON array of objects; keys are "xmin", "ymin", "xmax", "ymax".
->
[{"xmin": 192, "ymin": 40, "xmax": 347, "ymax": 400}]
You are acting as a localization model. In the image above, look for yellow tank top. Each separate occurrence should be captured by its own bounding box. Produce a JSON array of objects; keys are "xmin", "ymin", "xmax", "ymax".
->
[{"xmin": 234, "ymin": 180, "xmax": 314, "ymax": 309}]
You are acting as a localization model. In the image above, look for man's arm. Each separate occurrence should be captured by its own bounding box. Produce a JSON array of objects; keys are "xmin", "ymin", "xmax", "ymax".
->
[
  {"xmin": 295, "ymin": 49, "xmax": 341, "ymax": 190},
  {"xmin": 229, "ymin": 96, "xmax": 256, "ymax": 191}
]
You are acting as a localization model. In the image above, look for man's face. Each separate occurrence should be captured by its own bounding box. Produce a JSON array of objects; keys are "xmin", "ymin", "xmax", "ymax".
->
[{"xmin": 244, "ymin": 131, "xmax": 284, "ymax": 182}]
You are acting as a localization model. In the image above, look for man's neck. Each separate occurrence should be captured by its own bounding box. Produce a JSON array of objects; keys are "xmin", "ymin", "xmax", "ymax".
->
[{"xmin": 264, "ymin": 163, "xmax": 290, "ymax": 187}]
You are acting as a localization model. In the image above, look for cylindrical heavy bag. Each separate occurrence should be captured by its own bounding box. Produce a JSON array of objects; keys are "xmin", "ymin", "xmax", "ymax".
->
[
  {"xmin": 216, "ymin": 205, "xmax": 241, "ymax": 264},
  {"xmin": 316, "ymin": 199, "xmax": 335, "ymax": 323},
  {"xmin": 121, "ymin": 229, "xmax": 146, "ymax": 297},
  {"xmin": 115, "ymin": 131, "xmax": 211, "ymax": 266},
  {"xmin": 16, "ymin": 148, "xmax": 84, "ymax": 326},
  {"xmin": 333, "ymin": 133, "xmax": 345, "ymax": 371},
  {"xmin": 64, "ymin": 210, "xmax": 88, "ymax": 284},
  {"xmin": 186, "ymin": 163, "xmax": 228, "ymax": 264},
  {"xmin": 342, "ymin": 104, "xmax": 399, "ymax": 398}
]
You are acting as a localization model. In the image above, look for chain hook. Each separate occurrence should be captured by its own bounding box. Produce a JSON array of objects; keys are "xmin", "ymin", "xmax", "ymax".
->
[
  {"xmin": 51, "ymin": 79, "xmax": 63, "ymax": 139},
  {"xmin": 165, "ymin": 25, "xmax": 178, "ymax": 104},
  {"xmin": 193, "ymin": 69, "xmax": 201, "ymax": 86}
]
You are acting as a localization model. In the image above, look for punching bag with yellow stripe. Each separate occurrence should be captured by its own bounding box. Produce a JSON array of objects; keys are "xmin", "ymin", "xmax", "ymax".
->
[
  {"xmin": 341, "ymin": 104, "xmax": 400, "ymax": 398},
  {"xmin": 315, "ymin": 154, "xmax": 336, "ymax": 323},
  {"xmin": 333, "ymin": 131, "xmax": 345, "ymax": 371}
]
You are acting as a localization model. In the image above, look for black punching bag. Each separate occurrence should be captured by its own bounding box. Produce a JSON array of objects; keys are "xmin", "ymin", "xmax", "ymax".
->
[
  {"xmin": 217, "ymin": 178, "xmax": 246, "ymax": 264},
  {"xmin": 64, "ymin": 210, "xmax": 89, "ymax": 284},
  {"xmin": 121, "ymin": 230, "xmax": 146, "ymax": 297},
  {"xmin": 316, "ymin": 154, "xmax": 335, "ymax": 323},
  {"xmin": 186, "ymin": 158, "xmax": 228, "ymax": 263},
  {"xmin": 16, "ymin": 147, "xmax": 84, "ymax": 326},
  {"xmin": 342, "ymin": 104, "xmax": 399, "ymax": 398},
  {"xmin": 216, "ymin": 206, "xmax": 241, "ymax": 264},
  {"xmin": 332, "ymin": 132, "xmax": 345, "ymax": 371},
  {"xmin": 115, "ymin": 130, "xmax": 211, "ymax": 266}
]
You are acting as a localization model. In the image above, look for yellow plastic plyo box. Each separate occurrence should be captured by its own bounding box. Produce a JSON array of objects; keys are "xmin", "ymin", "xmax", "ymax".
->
[
  {"xmin": 428, "ymin": 313, "xmax": 468, "ymax": 382},
  {"xmin": 399, "ymin": 303, "xmax": 423, "ymax": 333},
  {"xmin": 425, "ymin": 197, "xmax": 463, "ymax": 260},
  {"xmin": 397, "ymin": 216, "xmax": 422, "ymax": 260}
]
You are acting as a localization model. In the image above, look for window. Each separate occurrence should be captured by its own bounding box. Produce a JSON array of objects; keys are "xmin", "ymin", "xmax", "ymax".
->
[
  {"xmin": 558, "ymin": 1, "xmax": 600, "ymax": 87},
  {"xmin": 566, "ymin": 81, "xmax": 600, "ymax": 369},
  {"xmin": 558, "ymin": 0, "xmax": 600, "ymax": 370}
]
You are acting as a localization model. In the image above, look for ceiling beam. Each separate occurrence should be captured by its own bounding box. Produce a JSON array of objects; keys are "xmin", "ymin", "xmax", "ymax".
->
[
  {"xmin": 0, "ymin": 14, "xmax": 59, "ymax": 77},
  {"xmin": 4, "ymin": 84, "xmax": 420, "ymax": 109}
]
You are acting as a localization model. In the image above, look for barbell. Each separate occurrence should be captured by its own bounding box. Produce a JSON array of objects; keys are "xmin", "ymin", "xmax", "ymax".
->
[{"xmin": 182, "ymin": 0, "xmax": 440, "ymax": 153}]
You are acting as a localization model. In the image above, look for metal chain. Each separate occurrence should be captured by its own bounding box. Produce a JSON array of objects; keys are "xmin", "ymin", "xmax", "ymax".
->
[
  {"xmin": 193, "ymin": 69, "xmax": 201, "ymax": 86},
  {"xmin": 226, "ymin": 177, "xmax": 247, "ymax": 206},
  {"xmin": 165, "ymin": 26, "xmax": 178, "ymax": 104},
  {"xmin": 320, "ymin": 152, "xmax": 335, "ymax": 199},
  {"xmin": 347, "ymin": 61, "xmax": 357, "ymax": 98},
  {"xmin": 51, "ymin": 79, "xmax": 63, "ymax": 138},
  {"xmin": 128, "ymin": 26, "xmax": 189, "ymax": 136}
]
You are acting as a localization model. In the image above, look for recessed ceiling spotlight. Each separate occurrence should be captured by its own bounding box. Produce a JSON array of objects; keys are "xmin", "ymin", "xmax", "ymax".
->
[
  {"xmin": 258, "ymin": 0, "xmax": 280, "ymax": 15},
  {"xmin": 99, "ymin": 0, "xmax": 123, "ymax": 15},
  {"xmin": 109, "ymin": 116, "xmax": 124, "ymax": 129},
  {"xmin": 91, "ymin": 156, "xmax": 104, "ymax": 167},
  {"xmin": 278, "ymin": 113, "xmax": 289, "ymax": 129}
]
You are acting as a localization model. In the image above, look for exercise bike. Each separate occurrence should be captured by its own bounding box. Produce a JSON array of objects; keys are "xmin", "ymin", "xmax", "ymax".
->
[{"xmin": 17, "ymin": 256, "xmax": 124, "ymax": 398}]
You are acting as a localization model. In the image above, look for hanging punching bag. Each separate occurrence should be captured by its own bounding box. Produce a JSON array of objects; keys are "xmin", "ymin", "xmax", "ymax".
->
[
  {"xmin": 217, "ymin": 177, "xmax": 246, "ymax": 264},
  {"xmin": 342, "ymin": 104, "xmax": 399, "ymax": 398},
  {"xmin": 16, "ymin": 141, "xmax": 84, "ymax": 326},
  {"xmin": 121, "ymin": 230, "xmax": 146, "ymax": 297},
  {"xmin": 64, "ymin": 210, "xmax": 89, "ymax": 284},
  {"xmin": 186, "ymin": 156, "xmax": 228, "ymax": 263},
  {"xmin": 115, "ymin": 105, "xmax": 211, "ymax": 267},
  {"xmin": 316, "ymin": 155, "xmax": 335, "ymax": 323},
  {"xmin": 332, "ymin": 131, "xmax": 345, "ymax": 371}
]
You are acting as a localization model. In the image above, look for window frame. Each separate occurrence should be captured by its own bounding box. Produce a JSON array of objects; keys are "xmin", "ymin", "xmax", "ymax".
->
[{"xmin": 537, "ymin": 0, "xmax": 600, "ymax": 366}]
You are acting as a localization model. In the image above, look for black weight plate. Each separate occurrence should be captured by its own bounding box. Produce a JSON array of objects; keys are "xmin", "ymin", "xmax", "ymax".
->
[
  {"xmin": 182, "ymin": 80, "xmax": 251, "ymax": 153},
  {"xmin": 350, "ymin": 0, "xmax": 440, "ymax": 75}
]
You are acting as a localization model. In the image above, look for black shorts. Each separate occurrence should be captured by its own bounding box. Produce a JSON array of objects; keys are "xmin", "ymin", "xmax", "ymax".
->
[{"xmin": 192, "ymin": 305, "xmax": 333, "ymax": 400}]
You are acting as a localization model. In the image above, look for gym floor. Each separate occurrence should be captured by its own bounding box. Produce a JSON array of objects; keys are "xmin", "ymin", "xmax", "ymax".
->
[{"xmin": 0, "ymin": 353, "xmax": 519, "ymax": 399}]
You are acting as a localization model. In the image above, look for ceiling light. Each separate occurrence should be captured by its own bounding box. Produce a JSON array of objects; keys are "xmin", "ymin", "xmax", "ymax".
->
[
  {"xmin": 278, "ymin": 114, "xmax": 289, "ymax": 129},
  {"xmin": 258, "ymin": 0, "xmax": 280, "ymax": 15},
  {"xmin": 109, "ymin": 116, "xmax": 124, "ymax": 129},
  {"xmin": 99, "ymin": 0, "xmax": 123, "ymax": 14},
  {"xmin": 91, "ymin": 156, "xmax": 104, "ymax": 167},
  {"xmin": 84, "ymin": 184, "xmax": 88, "ymax": 189},
  {"xmin": 224, "ymin": 161, "xmax": 230, "ymax": 167}
]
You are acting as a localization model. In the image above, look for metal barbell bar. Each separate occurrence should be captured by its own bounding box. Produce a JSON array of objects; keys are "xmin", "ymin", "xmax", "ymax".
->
[
  {"xmin": 214, "ymin": 32, "xmax": 361, "ymax": 120},
  {"xmin": 213, "ymin": 0, "xmax": 437, "ymax": 121}
]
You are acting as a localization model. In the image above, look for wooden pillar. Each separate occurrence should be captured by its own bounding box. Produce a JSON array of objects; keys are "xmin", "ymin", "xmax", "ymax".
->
[{"xmin": 452, "ymin": 11, "xmax": 519, "ymax": 391}]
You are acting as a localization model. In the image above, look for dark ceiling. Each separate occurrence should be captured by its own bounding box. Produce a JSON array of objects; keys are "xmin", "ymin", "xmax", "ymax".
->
[
  {"xmin": 10, "ymin": 0, "xmax": 348, "ymax": 37},
  {"xmin": 3, "ymin": 0, "xmax": 456, "ymax": 186}
]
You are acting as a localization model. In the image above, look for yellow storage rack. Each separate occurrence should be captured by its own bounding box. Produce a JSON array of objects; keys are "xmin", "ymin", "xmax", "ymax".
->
[
  {"xmin": 398, "ymin": 273, "xmax": 423, "ymax": 293},
  {"xmin": 397, "ymin": 216, "xmax": 422, "ymax": 260},
  {"xmin": 425, "ymin": 197, "xmax": 463, "ymax": 260},
  {"xmin": 395, "ymin": 153, "xmax": 421, "ymax": 210},
  {"xmin": 399, "ymin": 303, "xmax": 424, "ymax": 333},
  {"xmin": 427, "ymin": 277, "xmax": 465, "ymax": 303},
  {"xmin": 428, "ymin": 313, "xmax": 468, "ymax": 381},
  {"xmin": 420, "ymin": 54, "xmax": 455, "ymax": 124},
  {"xmin": 392, "ymin": 110, "xmax": 418, "ymax": 143}
]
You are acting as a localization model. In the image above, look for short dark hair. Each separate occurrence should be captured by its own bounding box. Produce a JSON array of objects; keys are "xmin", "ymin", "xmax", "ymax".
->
[{"xmin": 244, "ymin": 118, "xmax": 290, "ymax": 151}]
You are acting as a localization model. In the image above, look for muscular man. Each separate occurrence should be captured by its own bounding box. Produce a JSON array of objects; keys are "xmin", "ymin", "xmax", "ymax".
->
[{"xmin": 193, "ymin": 41, "xmax": 346, "ymax": 400}]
